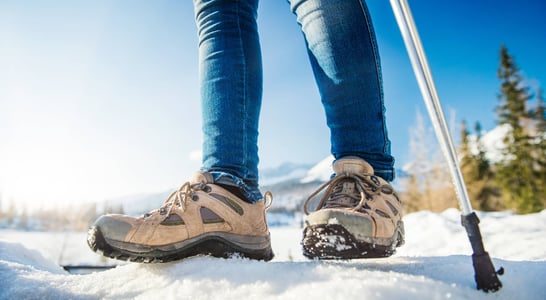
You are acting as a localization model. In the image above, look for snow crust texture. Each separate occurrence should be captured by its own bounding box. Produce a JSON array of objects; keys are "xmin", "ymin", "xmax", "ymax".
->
[{"xmin": 1, "ymin": 209, "xmax": 545, "ymax": 300}]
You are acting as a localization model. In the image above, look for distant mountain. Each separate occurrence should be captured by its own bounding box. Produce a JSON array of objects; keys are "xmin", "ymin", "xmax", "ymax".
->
[
  {"xmin": 300, "ymin": 156, "xmax": 334, "ymax": 183},
  {"xmin": 259, "ymin": 161, "xmax": 315, "ymax": 186},
  {"xmin": 260, "ymin": 156, "xmax": 332, "ymax": 214},
  {"xmin": 101, "ymin": 157, "xmax": 334, "ymax": 217},
  {"xmin": 102, "ymin": 156, "xmax": 408, "ymax": 218}
]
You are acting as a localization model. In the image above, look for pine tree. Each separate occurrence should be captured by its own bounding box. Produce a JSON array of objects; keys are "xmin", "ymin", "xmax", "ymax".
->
[
  {"xmin": 532, "ymin": 89, "xmax": 546, "ymax": 166},
  {"xmin": 19, "ymin": 203, "xmax": 29, "ymax": 230},
  {"xmin": 495, "ymin": 45, "xmax": 544, "ymax": 213},
  {"xmin": 459, "ymin": 121, "xmax": 502, "ymax": 211},
  {"xmin": 401, "ymin": 110, "xmax": 457, "ymax": 212},
  {"xmin": 459, "ymin": 121, "xmax": 479, "ymax": 207},
  {"xmin": 473, "ymin": 123, "xmax": 488, "ymax": 179},
  {"xmin": 402, "ymin": 174, "xmax": 422, "ymax": 213},
  {"xmin": 6, "ymin": 198, "xmax": 17, "ymax": 226},
  {"xmin": 534, "ymin": 88, "xmax": 546, "ymax": 132},
  {"xmin": 530, "ymin": 88, "xmax": 546, "ymax": 207}
]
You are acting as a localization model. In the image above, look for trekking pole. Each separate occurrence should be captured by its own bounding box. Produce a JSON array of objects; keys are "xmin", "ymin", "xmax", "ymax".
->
[{"xmin": 389, "ymin": 0, "xmax": 503, "ymax": 292}]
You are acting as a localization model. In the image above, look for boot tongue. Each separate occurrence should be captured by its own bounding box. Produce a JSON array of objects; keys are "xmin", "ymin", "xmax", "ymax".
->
[
  {"xmin": 333, "ymin": 157, "xmax": 374, "ymax": 175},
  {"xmin": 324, "ymin": 176, "xmax": 361, "ymax": 209}
]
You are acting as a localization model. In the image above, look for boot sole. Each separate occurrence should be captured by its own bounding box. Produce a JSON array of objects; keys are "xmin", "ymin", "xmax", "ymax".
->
[
  {"xmin": 302, "ymin": 222, "xmax": 404, "ymax": 259},
  {"xmin": 87, "ymin": 226, "xmax": 274, "ymax": 263}
]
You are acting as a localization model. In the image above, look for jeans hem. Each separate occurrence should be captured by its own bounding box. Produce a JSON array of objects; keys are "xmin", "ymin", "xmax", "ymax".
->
[{"xmin": 207, "ymin": 171, "xmax": 263, "ymax": 204}]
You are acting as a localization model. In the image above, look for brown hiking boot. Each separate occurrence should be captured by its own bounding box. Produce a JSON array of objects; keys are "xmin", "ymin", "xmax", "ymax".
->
[
  {"xmin": 87, "ymin": 171, "xmax": 273, "ymax": 263},
  {"xmin": 302, "ymin": 157, "xmax": 404, "ymax": 259}
]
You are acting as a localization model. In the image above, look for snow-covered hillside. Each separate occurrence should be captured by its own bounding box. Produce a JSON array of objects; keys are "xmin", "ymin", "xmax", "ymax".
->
[
  {"xmin": 468, "ymin": 124, "xmax": 510, "ymax": 163},
  {"xmin": 93, "ymin": 156, "xmax": 412, "ymax": 219},
  {"xmin": 1, "ymin": 209, "xmax": 545, "ymax": 299},
  {"xmin": 95, "ymin": 158, "xmax": 335, "ymax": 218},
  {"xmin": 402, "ymin": 123, "xmax": 510, "ymax": 175}
]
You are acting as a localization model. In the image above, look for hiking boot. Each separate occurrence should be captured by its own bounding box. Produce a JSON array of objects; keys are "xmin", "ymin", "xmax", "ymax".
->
[
  {"xmin": 302, "ymin": 157, "xmax": 404, "ymax": 259},
  {"xmin": 87, "ymin": 171, "xmax": 274, "ymax": 263}
]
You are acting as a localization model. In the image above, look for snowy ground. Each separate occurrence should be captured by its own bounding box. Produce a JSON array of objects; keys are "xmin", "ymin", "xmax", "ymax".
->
[{"xmin": 1, "ymin": 209, "xmax": 545, "ymax": 299}]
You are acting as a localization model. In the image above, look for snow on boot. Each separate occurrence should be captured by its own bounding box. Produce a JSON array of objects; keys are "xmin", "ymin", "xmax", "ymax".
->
[{"xmin": 302, "ymin": 157, "xmax": 404, "ymax": 259}]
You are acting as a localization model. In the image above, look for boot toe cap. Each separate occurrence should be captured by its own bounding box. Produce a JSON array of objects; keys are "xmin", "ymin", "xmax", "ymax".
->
[
  {"xmin": 93, "ymin": 215, "xmax": 133, "ymax": 242},
  {"xmin": 306, "ymin": 209, "xmax": 374, "ymax": 239}
]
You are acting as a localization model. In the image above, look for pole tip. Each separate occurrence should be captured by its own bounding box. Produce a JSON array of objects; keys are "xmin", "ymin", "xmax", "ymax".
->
[{"xmin": 472, "ymin": 252, "xmax": 503, "ymax": 292}]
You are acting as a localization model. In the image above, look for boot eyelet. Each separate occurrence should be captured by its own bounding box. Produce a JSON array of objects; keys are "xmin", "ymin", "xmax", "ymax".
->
[{"xmin": 381, "ymin": 186, "xmax": 393, "ymax": 194}]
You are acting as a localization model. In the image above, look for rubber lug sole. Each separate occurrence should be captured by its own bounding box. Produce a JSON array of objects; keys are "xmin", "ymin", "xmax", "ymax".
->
[
  {"xmin": 302, "ymin": 224, "xmax": 403, "ymax": 259},
  {"xmin": 87, "ymin": 226, "xmax": 274, "ymax": 263}
]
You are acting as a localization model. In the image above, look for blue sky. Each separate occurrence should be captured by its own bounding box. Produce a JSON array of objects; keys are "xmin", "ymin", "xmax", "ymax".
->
[{"xmin": 1, "ymin": 0, "xmax": 545, "ymax": 205}]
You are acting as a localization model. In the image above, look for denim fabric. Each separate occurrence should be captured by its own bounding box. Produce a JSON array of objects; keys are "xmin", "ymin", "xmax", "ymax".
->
[
  {"xmin": 194, "ymin": 0, "xmax": 263, "ymax": 189},
  {"xmin": 289, "ymin": 0, "xmax": 395, "ymax": 181},
  {"xmin": 193, "ymin": 0, "xmax": 395, "ymax": 202},
  {"xmin": 209, "ymin": 171, "xmax": 263, "ymax": 203}
]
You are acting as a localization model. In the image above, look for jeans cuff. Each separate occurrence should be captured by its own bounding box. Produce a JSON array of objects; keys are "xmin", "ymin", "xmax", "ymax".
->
[
  {"xmin": 208, "ymin": 171, "xmax": 263, "ymax": 204},
  {"xmin": 330, "ymin": 168, "xmax": 395, "ymax": 182},
  {"xmin": 374, "ymin": 169, "xmax": 395, "ymax": 182}
]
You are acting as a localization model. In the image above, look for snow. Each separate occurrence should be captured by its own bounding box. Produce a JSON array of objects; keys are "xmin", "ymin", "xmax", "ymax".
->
[
  {"xmin": 1, "ymin": 209, "xmax": 546, "ymax": 299},
  {"xmin": 469, "ymin": 124, "xmax": 510, "ymax": 163},
  {"xmin": 301, "ymin": 156, "xmax": 334, "ymax": 183},
  {"xmin": 260, "ymin": 162, "xmax": 315, "ymax": 186}
]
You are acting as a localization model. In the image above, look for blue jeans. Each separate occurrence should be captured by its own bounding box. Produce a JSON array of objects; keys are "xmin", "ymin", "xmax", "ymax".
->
[{"xmin": 194, "ymin": 0, "xmax": 394, "ymax": 203}]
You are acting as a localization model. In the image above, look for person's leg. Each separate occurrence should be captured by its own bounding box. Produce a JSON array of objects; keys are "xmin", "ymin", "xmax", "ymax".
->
[
  {"xmin": 196, "ymin": 0, "xmax": 264, "ymax": 202},
  {"xmin": 86, "ymin": 0, "xmax": 273, "ymax": 263},
  {"xmin": 290, "ymin": 0, "xmax": 404, "ymax": 259},
  {"xmin": 289, "ymin": 0, "xmax": 395, "ymax": 181}
]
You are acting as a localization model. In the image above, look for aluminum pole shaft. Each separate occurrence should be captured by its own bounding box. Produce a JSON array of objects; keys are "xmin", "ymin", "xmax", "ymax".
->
[
  {"xmin": 389, "ymin": 0, "xmax": 503, "ymax": 292},
  {"xmin": 389, "ymin": 0, "xmax": 472, "ymax": 214}
]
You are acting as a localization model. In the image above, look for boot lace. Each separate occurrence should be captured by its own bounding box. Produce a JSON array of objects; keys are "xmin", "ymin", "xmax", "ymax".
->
[
  {"xmin": 155, "ymin": 181, "xmax": 208, "ymax": 216},
  {"xmin": 144, "ymin": 181, "xmax": 274, "ymax": 218},
  {"xmin": 303, "ymin": 173, "xmax": 383, "ymax": 215}
]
